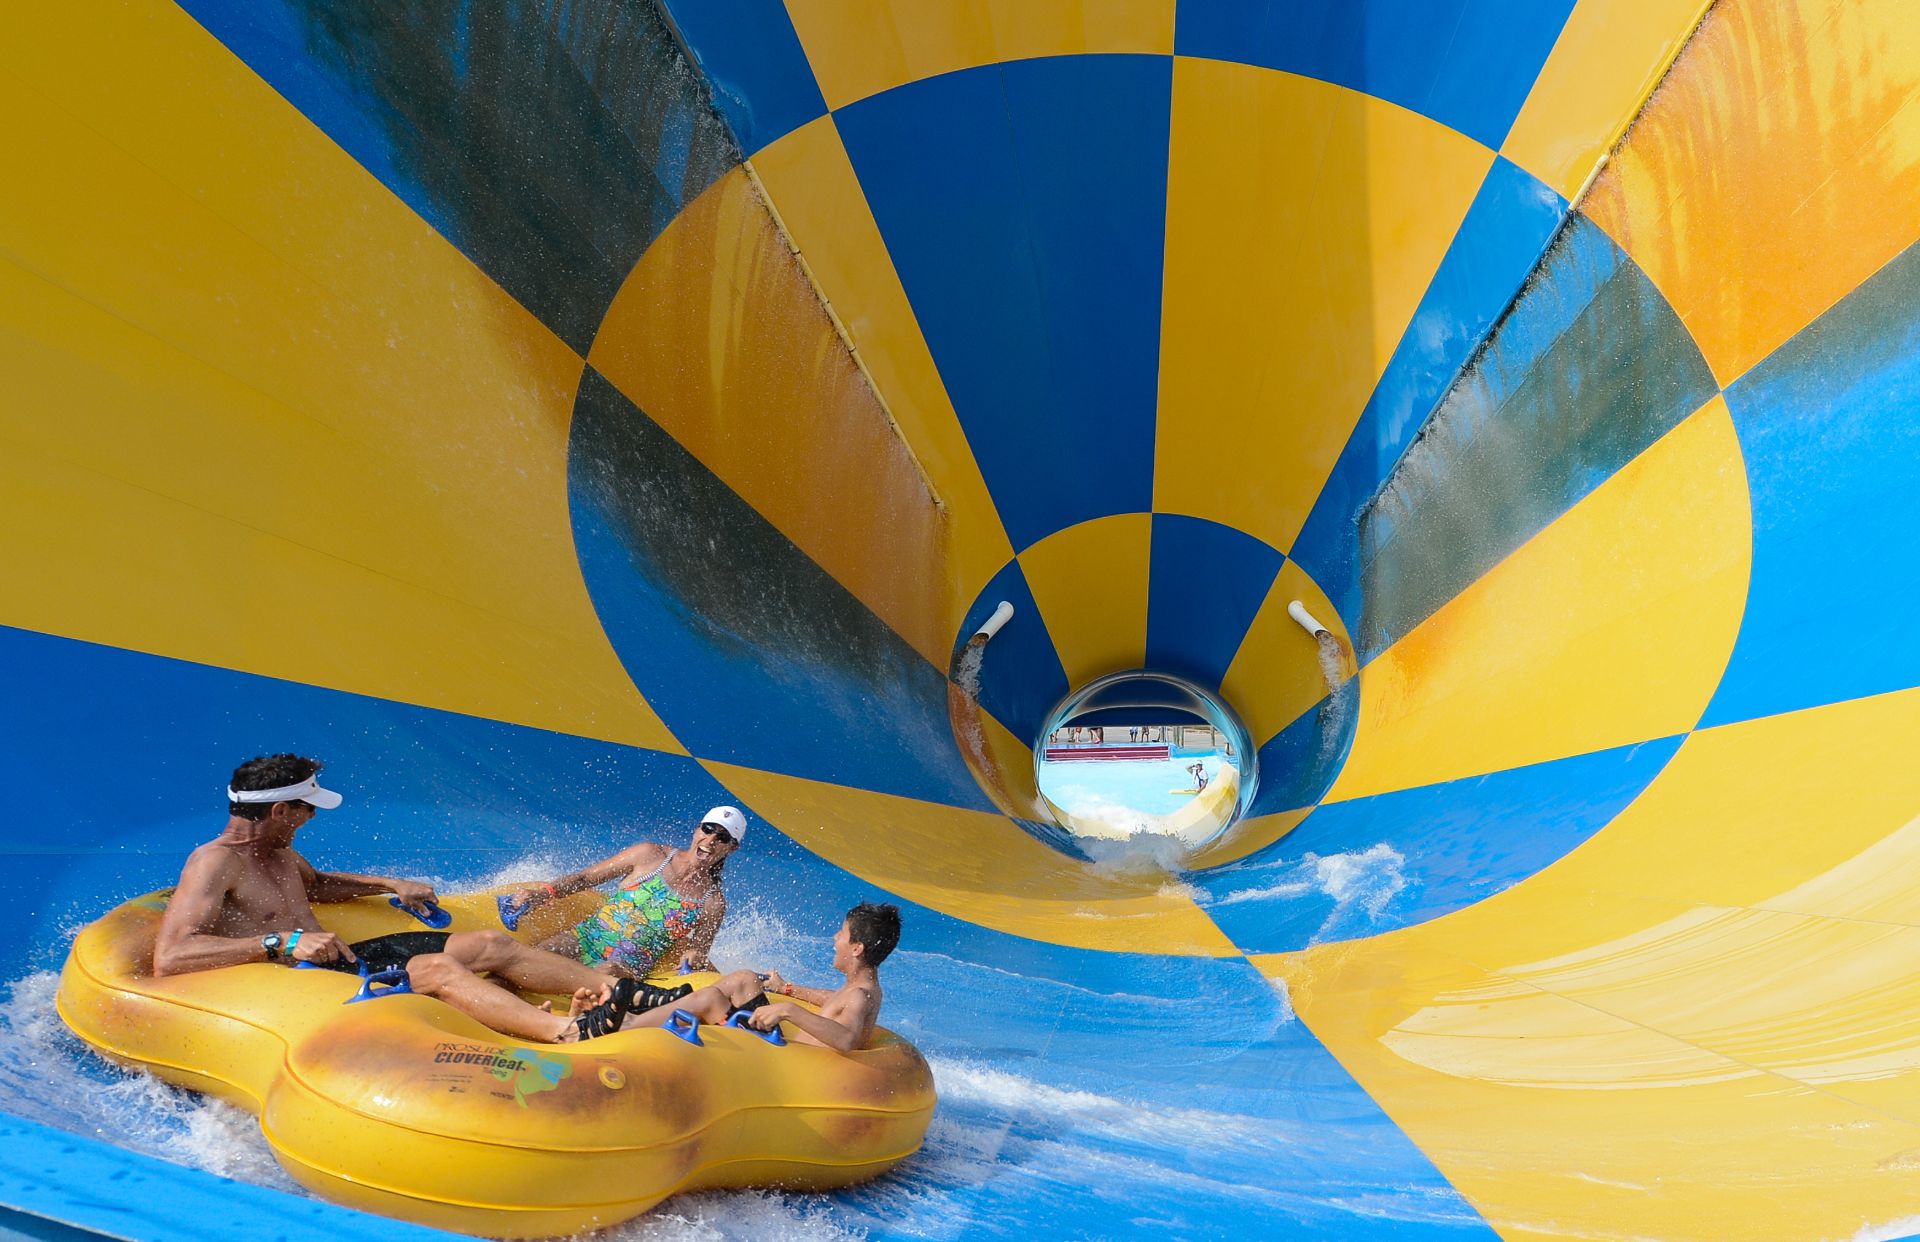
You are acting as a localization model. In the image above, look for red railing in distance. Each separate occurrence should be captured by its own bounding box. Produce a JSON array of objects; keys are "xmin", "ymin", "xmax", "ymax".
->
[{"xmin": 1041, "ymin": 745, "xmax": 1170, "ymax": 762}]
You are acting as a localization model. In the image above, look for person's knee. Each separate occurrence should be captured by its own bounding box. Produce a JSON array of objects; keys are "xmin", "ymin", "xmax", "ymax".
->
[
  {"xmin": 445, "ymin": 930, "xmax": 516, "ymax": 971},
  {"xmin": 717, "ymin": 969, "xmax": 760, "ymax": 1000},
  {"xmin": 690, "ymin": 987, "xmax": 735, "ymax": 1020},
  {"xmin": 407, "ymin": 952, "xmax": 460, "ymax": 996}
]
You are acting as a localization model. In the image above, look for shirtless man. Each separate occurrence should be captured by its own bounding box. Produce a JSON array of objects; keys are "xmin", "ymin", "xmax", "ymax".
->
[
  {"xmin": 151, "ymin": 753, "xmax": 682, "ymax": 1043},
  {"xmin": 620, "ymin": 902, "xmax": 900, "ymax": 1053}
]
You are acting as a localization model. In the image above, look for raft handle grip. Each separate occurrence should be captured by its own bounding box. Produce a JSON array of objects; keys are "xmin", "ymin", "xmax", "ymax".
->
[
  {"xmin": 347, "ymin": 968, "xmax": 414, "ymax": 1004},
  {"xmin": 664, "ymin": 1009, "xmax": 703, "ymax": 1046},
  {"xmin": 496, "ymin": 892, "xmax": 530, "ymax": 932},
  {"xmin": 390, "ymin": 896, "xmax": 453, "ymax": 929},
  {"xmin": 725, "ymin": 1010, "xmax": 786, "ymax": 1047}
]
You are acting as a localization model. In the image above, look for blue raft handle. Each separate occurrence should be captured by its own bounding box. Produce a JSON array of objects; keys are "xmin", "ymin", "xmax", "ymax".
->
[
  {"xmin": 390, "ymin": 896, "xmax": 452, "ymax": 929},
  {"xmin": 495, "ymin": 892, "xmax": 532, "ymax": 932},
  {"xmin": 347, "ymin": 968, "xmax": 413, "ymax": 1004},
  {"xmin": 677, "ymin": 958, "xmax": 694, "ymax": 975},
  {"xmin": 725, "ymin": 1010, "xmax": 786, "ymax": 1047},
  {"xmin": 663, "ymin": 1009, "xmax": 703, "ymax": 1046}
]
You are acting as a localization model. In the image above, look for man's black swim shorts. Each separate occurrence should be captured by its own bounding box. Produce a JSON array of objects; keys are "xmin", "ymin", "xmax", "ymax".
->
[{"xmin": 311, "ymin": 931, "xmax": 451, "ymax": 974}]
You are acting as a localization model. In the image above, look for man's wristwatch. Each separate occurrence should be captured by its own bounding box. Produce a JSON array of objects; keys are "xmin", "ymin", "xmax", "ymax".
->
[{"xmin": 261, "ymin": 932, "xmax": 284, "ymax": 961}]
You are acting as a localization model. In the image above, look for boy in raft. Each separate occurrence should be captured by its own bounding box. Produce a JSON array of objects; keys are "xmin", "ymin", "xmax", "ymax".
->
[
  {"xmin": 617, "ymin": 902, "xmax": 901, "ymax": 1052},
  {"xmin": 151, "ymin": 754, "xmax": 687, "ymax": 1044}
]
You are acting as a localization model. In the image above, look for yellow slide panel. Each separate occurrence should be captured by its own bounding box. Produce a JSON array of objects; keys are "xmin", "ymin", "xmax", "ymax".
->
[
  {"xmin": 1500, "ymin": 0, "xmax": 1709, "ymax": 200},
  {"xmin": 705, "ymin": 761, "xmax": 1238, "ymax": 956},
  {"xmin": 1584, "ymin": 0, "xmax": 1920, "ymax": 386},
  {"xmin": 952, "ymin": 697, "xmax": 1051, "ymax": 825},
  {"xmin": 1325, "ymin": 396, "xmax": 1750, "ymax": 804},
  {"xmin": 1157, "ymin": 59, "xmax": 1492, "ymax": 556},
  {"xmin": 1221, "ymin": 559, "xmax": 1355, "ymax": 749},
  {"xmin": 0, "ymin": 9, "xmax": 676, "ymax": 751},
  {"xmin": 785, "ymin": 0, "xmax": 1175, "ymax": 111},
  {"xmin": 1016, "ymin": 515, "xmax": 1152, "ymax": 690},
  {"xmin": 589, "ymin": 165, "xmax": 951, "ymax": 668},
  {"xmin": 749, "ymin": 115, "xmax": 1016, "ymax": 634},
  {"xmin": 1276, "ymin": 685, "xmax": 1920, "ymax": 1242}
]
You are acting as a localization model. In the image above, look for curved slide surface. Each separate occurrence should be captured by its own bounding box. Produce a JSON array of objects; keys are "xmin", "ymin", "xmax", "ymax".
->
[{"xmin": 7, "ymin": 2, "xmax": 1920, "ymax": 1239}]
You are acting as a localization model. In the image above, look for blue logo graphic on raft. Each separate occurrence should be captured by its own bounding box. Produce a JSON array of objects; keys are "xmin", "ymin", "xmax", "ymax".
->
[{"xmin": 432, "ymin": 1043, "xmax": 572, "ymax": 1106}]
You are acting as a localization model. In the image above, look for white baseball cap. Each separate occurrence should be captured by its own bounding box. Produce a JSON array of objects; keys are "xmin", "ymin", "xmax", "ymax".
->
[
  {"xmin": 226, "ymin": 774, "xmax": 343, "ymax": 810},
  {"xmin": 700, "ymin": 805, "xmax": 748, "ymax": 843}
]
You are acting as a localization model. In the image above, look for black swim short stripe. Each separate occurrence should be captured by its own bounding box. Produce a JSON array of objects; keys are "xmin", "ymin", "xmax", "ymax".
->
[{"xmin": 311, "ymin": 930, "xmax": 452, "ymax": 974}]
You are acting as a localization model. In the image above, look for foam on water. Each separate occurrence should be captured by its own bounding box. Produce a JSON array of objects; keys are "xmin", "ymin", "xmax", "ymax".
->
[
  {"xmin": 1841, "ymin": 1218, "xmax": 1920, "ymax": 1242},
  {"xmin": 1206, "ymin": 843, "xmax": 1411, "ymax": 943}
]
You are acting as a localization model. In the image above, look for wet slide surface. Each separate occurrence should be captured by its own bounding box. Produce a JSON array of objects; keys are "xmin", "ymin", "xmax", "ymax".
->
[{"xmin": 8, "ymin": 1, "xmax": 1920, "ymax": 1238}]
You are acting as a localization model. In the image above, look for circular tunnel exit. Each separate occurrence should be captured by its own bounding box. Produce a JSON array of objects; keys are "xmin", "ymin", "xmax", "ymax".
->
[{"xmin": 1034, "ymin": 671, "xmax": 1258, "ymax": 856}]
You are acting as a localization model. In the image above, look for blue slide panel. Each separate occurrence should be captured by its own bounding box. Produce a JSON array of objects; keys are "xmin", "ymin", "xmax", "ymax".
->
[
  {"xmin": 1243, "ymin": 680, "xmax": 1359, "ymax": 814},
  {"xmin": 569, "ymin": 372, "xmax": 995, "ymax": 813},
  {"xmin": 1289, "ymin": 158, "xmax": 1566, "ymax": 622},
  {"xmin": 836, "ymin": 55, "xmax": 1172, "ymax": 552},
  {"xmin": 176, "ymin": 0, "xmax": 741, "ymax": 354},
  {"xmin": 957, "ymin": 560, "xmax": 1071, "ymax": 748},
  {"xmin": 1146, "ymin": 515, "xmax": 1285, "ymax": 691},
  {"xmin": 1176, "ymin": 0, "xmax": 1575, "ymax": 150},
  {"xmin": 0, "ymin": 1115, "xmax": 457, "ymax": 1242},
  {"xmin": 658, "ymin": 0, "xmax": 827, "ymax": 154},
  {"xmin": 1199, "ymin": 736, "xmax": 1685, "ymax": 953},
  {"xmin": 1705, "ymin": 236, "xmax": 1920, "ymax": 726}
]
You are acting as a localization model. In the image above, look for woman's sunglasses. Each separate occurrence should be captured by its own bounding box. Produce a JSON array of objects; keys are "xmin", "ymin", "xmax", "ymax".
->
[{"xmin": 699, "ymin": 822, "xmax": 738, "ymax": 846}]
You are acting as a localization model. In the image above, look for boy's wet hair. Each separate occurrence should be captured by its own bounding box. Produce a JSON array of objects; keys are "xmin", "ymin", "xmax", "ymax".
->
[
  {"xmin": 845, "ymin": 902, "xmax": 901, "ymax": 966},
  {"xmin": 229, "ymin": 753, "xmax": 323, "ymax": 820}
]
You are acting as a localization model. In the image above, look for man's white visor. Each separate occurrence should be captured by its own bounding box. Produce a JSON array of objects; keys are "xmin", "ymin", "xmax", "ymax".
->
[{"xmin": 226, "ymin": 775, "xmax": 343, "ymax": 810}]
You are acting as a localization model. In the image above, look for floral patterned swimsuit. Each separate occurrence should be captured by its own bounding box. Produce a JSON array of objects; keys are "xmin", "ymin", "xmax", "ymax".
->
[{"xmin": 573, "ymin": 857, "xmax": 707, "ymax": 977}]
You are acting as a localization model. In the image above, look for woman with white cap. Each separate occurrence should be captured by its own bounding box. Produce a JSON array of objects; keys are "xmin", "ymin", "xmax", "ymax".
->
[{"xmin": 510, "ymin": 806, "xmax": 747, "ymax": 985}]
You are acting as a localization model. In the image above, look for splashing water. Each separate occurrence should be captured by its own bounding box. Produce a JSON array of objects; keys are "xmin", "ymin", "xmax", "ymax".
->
[
  {"xmin": 1315, "ymin": 631, "xmax": 1350, "ymax": 695},
  {"xmin": 1208, "ymin": 843, "xmax": 1411, "ymax": 943},
  {"xmin": 950, "ymin": 639, "xmax": 984, "ymax": 702}
]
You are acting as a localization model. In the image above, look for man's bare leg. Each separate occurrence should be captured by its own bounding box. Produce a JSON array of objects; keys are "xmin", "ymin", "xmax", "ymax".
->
[
  {"xmin": 442, "ymin": 930, "xmax": 618, "ymax": 996},
  {"xmin": 405, "ymin": 949, "xmax": 580, "ymax": 1042}
]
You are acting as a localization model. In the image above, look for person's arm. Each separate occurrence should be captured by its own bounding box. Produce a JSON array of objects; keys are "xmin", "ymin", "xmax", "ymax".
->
[
  {"xmin": 748, "ymin": 988, "xmax": 876, "ymax": 1054},
  {"xmin": 296, "ymin": 854, "xmax": 436, "ymax": 909},
  {"xmin": 151, "ymin": 851, "xmax": 353, "ymax": 974},
  {"xmin": 677, "ymin": 888, "xmax": 726, "ymax": 971},
  {"xmin": 759, "ymin": 971, "xmax": 835, "ymax": 1006},
  {"xmin": 517, "ymin": 843, "xmax": 666, "ymax": 909}
]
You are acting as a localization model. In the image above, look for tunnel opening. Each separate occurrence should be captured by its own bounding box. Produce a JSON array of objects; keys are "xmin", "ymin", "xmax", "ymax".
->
[{"xmin": 1032, "ymin": 671, "xmax": 1257, "ymax": 861}]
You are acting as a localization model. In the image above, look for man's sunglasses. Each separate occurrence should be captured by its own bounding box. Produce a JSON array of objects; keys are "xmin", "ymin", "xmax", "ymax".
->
[{"xmin": 699, "ymin": 822, "xmax": 737, "ymax": 846}]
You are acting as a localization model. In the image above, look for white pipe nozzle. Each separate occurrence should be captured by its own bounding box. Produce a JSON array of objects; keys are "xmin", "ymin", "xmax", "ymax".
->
[
  {"xmin": 974, "ymin": 601, "xmax": 1015, "ymax": 643},
  {"xmin": 1287, "ymin": 600, "xmax": 1332, "ymax": 639}
]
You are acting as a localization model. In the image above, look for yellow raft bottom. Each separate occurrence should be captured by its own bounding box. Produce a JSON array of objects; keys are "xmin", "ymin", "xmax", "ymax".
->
[{"xmin": 56, "ymin": 889, "xmax": 936, "ymax": 1237}]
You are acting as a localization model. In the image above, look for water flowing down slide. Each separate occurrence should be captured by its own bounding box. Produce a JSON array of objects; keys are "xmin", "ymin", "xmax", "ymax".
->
[{"xmin": 8, "ymin": 1, "xmax": 1920, "ymax": 1238}]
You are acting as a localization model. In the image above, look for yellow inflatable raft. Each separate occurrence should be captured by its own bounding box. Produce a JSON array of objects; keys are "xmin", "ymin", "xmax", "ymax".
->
[{"xmin": 56, "ymin": 888, "xmax": 935, "ymax": 1237}]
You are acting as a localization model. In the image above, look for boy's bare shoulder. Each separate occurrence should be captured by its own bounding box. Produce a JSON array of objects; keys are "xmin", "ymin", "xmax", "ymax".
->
[{"xmin": 828, "ymin": 979, "xmax": 882, "ymax": 1020}]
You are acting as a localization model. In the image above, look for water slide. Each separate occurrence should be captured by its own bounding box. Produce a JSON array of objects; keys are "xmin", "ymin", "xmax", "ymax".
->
[{"xmin": 6, "ymin": 1, "xmax": 1920, "ymax": 1238}]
